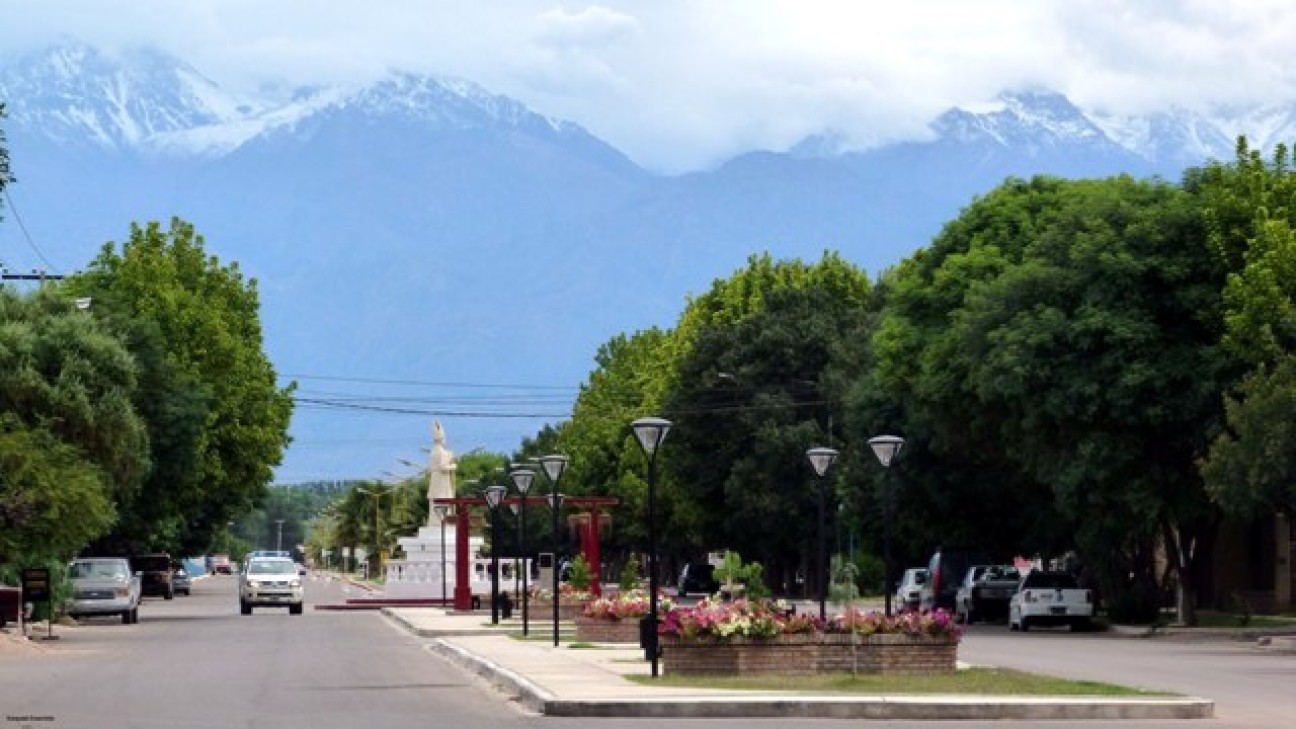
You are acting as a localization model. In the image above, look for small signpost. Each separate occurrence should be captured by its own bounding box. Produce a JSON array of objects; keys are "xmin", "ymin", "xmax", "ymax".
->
[{"xmin": 21, "ymin": 568, "xmax": 58, "ymax": 641}]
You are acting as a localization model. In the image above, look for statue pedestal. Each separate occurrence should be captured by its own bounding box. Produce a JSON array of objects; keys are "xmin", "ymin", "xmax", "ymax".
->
[{"xmin": 386, "ymin": 527, "xmax": 488, "ymax": 600}]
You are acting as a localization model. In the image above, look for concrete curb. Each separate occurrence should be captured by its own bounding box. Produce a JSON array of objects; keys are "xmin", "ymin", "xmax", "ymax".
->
[
  {"xmin": 418, "ymin": 628, "xmax": 1214, "ymax": 720},
  {"xmin": 383, "ymin": 608, "xmax": 495, "ymax": 638},
  {"xmin": 426, "ymin": 639, "xmax": 553, "ymax": 714},
  {"xmin": 540, "ymin": 695, "xmax": 1214, "ymax": 720}
]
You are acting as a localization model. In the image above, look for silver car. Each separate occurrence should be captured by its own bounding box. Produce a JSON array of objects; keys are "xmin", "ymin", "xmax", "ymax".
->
[
  {"xmin": 239, "ymin": 557, "xmax": 303, "ymax": 615},
  {"xmin": 67, "ymin": 557, "xmax": 141, "ymax": 624}
]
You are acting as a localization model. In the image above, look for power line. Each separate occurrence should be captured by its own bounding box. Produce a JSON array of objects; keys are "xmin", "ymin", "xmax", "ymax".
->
[{"xmin": 2, "ymin": 187, "xmax": 61, "ymax": 275}]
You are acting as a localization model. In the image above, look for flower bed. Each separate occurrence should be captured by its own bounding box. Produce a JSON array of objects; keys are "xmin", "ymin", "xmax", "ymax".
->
[
  {"xmin": 574, "ymin": 589, "xmax": 675, "ymax": 643},
  {"xmin": 525, "ymin": 584, "xmax": 593, "ymax": 622},
  {"xmin": 659, "ymin": 599, "xmax": 960, "ymax": 676}
]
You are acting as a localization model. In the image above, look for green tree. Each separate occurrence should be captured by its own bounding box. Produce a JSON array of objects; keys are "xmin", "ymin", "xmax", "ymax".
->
[
  {"xmin": 1194, "ymin": 140, "xmax": 1296, "ymax": 519},
  {"xmin": 67, "ymin": 218, "xmax": 294, "ymax": 556},
  {"xmin": 662, "ymin": 254, "xmax": 871, "ymax": 594},
  {"xmin": 866, "ymin": 175, "xmax": 1228, "ymax": 623},
  {"xmin": 0, "ymin": 288, "xmax": 147, "ymax": 565}
]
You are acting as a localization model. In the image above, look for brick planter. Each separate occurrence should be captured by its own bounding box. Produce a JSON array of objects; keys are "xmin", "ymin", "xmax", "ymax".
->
[
  {"xmin": 524, "ymin": 599, "xmax": 586, "ymax": 622},
  {"xmin": 661, "ymin": 633, "xmax": 957, "ymax": 677},
  {"xmin": 574, "ymin": 615, "xmax": 641, "ymax": 643}
]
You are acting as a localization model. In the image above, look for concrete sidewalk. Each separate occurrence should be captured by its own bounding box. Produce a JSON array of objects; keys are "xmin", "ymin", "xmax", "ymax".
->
[{"xmin": 382, "ymin": 607, "xmax": 1214, "ymax": 720}]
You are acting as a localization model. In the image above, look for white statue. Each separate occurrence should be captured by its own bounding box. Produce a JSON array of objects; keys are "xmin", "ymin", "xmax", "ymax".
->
[{"xmin": 427, "ymin": 420, "xmax": 457, "ymax": 525}]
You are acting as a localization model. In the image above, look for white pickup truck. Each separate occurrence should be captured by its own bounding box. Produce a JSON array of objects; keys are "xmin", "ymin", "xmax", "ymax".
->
[{"xmin": 1008, "ymin": 570, "xmax": 1094, "ymax": 632}]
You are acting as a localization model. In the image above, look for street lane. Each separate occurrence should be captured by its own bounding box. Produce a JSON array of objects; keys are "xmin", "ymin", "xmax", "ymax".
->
[{"xmin": 0, "ymin": 573, "xmax": 520, "ymax": 729}]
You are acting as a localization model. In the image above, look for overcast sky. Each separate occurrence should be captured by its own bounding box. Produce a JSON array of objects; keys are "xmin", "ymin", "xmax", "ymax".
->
[{"xmin": 4, "ymin": 1, "xmax": 1296, "ymax": 172}]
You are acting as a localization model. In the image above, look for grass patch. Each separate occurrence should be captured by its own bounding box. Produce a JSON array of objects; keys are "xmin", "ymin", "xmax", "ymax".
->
[{"xmin": 627, "ymin": 667, "xmax": 1170, "ymax": 696}]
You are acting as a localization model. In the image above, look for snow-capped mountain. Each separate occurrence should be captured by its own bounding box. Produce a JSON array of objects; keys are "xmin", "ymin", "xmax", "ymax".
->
[{"xmin": 1, "ymin": 40, "xmax": 1289, "ymax": 482}]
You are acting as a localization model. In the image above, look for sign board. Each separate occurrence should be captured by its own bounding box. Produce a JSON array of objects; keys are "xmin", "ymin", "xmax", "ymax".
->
[{"xmin": 21, "ymin": 568, "xmax": 51, "ymax": 603}]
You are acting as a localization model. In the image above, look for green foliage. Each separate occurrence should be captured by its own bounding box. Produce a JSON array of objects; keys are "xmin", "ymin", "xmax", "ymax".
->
[
  {"xmin": 1201, "ymin": 355, "xmax": 1296, "ymax": 516},
  {"xmin": 712, "ymin": 550, "xmax": 770, "ymax": 599},
  {"xmin": 568, "ymin": 553, "xmax": 593, "ymax": 591},
  {"xmin": 618, "ymin": 553, "xmax": 641, "ymax": 592},
  {"xmin": 66, "ymin": 218, "xmax": 294, "ymax": 556},
  {"xmin": 0, "ymin": 288, "xmax": 148, "ymax": 566},
  {"xmin": 828, "ymin": 553, "xmax": 859, "ymax": 603}
]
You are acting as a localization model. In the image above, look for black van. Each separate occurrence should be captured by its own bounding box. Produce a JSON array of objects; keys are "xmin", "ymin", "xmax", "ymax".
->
[
  {"xmin": 920, "ymin": 546, "xmax": 991, "ymax": 612},
  {"xmin": 130, "ymin": 553, "xmax": 175, "ymax": 600},
  {"xmin": 677, "ymin": 563, "xmax": 719, "ymax": 597}
]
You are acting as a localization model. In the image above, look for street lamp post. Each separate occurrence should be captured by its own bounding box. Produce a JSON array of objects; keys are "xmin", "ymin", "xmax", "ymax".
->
[
  {"xmin": 538, "ymin": 454, "xmax": 569, "ymax": 647},
  {"xmin": 867, "ymin": 435, "xmax": 905, "ymax": 618},
  {"xmin": 631, "ymin": 416, "xmax": 671, "ymax": 678},
  {"xmin": 806, "ymin": 447, "xmax": 840, "ymax": 623},
  {"xmin": 275, "ymin": 519, "xmax": 285, "ymax": 553},
  {"xmin": 510, "ymin": 467, "xmax": 536, "ymax": 637},
  {"xmin": 432, "ymin": 504, "xmax": 451, "ymax": 604},
  {"xmin": 483, "ymin": 484, "xmax": 507, "ymax": 625}
]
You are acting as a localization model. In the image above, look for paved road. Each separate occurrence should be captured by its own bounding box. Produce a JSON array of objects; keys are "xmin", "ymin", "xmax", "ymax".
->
[
  {"xmin": 958, "ymin": 622, "xmax": 1295, "ymax": 729},
  {"xmin": 0, "ymin": 574, "xmax": 517, "ymax": 729},
  {"xmin": 3, "ymin": 577, "xmax": 1290, "ymax": 729}
]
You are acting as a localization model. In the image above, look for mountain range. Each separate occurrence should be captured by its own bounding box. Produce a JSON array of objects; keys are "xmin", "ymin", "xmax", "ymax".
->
[{"xmin": 0, "ymin": 42, "xmax": 1287, "ymax": 482}]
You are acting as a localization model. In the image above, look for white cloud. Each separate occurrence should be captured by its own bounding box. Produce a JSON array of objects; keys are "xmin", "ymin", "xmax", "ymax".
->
[{"xmin": 3, "ymin": 0, "xmax": 1296, "ymax": 172}]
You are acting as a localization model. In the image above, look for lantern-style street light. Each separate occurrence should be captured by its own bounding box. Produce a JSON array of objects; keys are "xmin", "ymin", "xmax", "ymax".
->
[
  {"xmin": 538, "ymin": 454, "xmax": 569, "ymax": 647},
  {"xmin": 868, "ymin": 435, "xmax": 905, "ymax": 617},
  {"xmin": 483, "ymin": 484, "xmax": 507, "ymax": 624},
  {"xmin": 631, "ymin": 416, "xmax": 671, "ymax": 678},
  {"xmin": 806, "ymin": 446, "xmax": 840, "ymax": 623},
  {"xmin": 510, "ymin": 466, "xmax": 536, "ymax": 637}
]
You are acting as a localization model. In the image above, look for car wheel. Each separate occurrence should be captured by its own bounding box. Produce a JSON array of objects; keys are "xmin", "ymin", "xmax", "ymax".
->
[
  {"xmin": 289, "ymin": 603, "xmax": 303, "ymax": 615},
  {"xmin": 130, "ymin": 607, "xmax": 139, "ymax": 624},
  {"xmin": 121, "ymin": 610, "xmax": 132, "ymax": 625},
  {"xmin": 966, "ymin": 607, "xmax": 977, "ymax": 624},
  {"xmin": 1071, "ymin": 618, "xmax": 1091, "ymax": 632},
  {"xmin": 1020, "ymin": 617, "xmax": 1031, "ymax": 632},
  {"xmin": 164, "ymin": 586, "xmax": 174, "ymax": 600},
  {"xmin": 240, "ymin": 601, "xmax": 252, "ymax": 615}
]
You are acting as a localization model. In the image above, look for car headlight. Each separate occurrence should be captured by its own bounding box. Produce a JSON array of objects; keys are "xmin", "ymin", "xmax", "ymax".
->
[
  {"xmin": 290, "ymin": 579, "xmax": 302, "ymax": 588},
  {"xmin": 115, "ymin": 587, "xmax": 130, "ymax": 597}
]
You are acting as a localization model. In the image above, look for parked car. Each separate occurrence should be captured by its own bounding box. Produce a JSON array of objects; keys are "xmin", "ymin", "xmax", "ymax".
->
[
  {"xmin": 954, "ymin": 564, "xmax": 1019, "ymax": 623},
  {"xmin": 130, "ymin": 553, "xmax": 175, "ymax": 600},
  {"xmin": 67, "ymin": 557, "xmax": 141, "ymax": 624},
  {"xmin": 171, "ymin": 564, "xmax": 193, "ymax": 596},
  {"xmin": 677, "ymin": 563, "xmax": 719, "ymax": 597},
  {"xmin": 894, "ymin": 568, "xmax": 928, "ymax": 612},
  {"xmin": 239, "ymin": 556, "xmax": 304, "ymax": 615},
  {"xmin": 209, "ymin": 554, "xmax": 232, "ymax": 575},
  {"xmin": 1008, "ymin": 570, "xmax": 1094, "ymax": 632},
  {"xmin": 920, "ymin": 546, "xmax": 993, "ymax": 612}
]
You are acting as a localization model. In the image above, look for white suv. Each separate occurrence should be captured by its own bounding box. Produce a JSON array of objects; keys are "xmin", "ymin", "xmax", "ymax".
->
[{"xmin": 239, "ymin": 557, "xmax": 304, "ymax": 615}]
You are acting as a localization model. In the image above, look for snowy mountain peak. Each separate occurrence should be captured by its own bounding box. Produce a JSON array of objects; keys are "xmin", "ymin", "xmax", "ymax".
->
[
  {"xmin": 931, "ymin": 88, "xmax": 1112, "ymax": 151},
  {"xmin": 0, "ymin": 41, "xmax": 260, "ymax": 153}
]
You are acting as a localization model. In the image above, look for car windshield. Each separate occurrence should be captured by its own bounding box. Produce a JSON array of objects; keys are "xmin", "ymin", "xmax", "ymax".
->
[
  {"xmin": 248, "ymin": 560, "xmax": 297, "ymax": 574},
  {"xmin": 1024, "ymin": 571, "xmax": 1078, "ymax": 589},
  {"xmin": 71, "ymin": 561, "xmax": 128, "ymax": 580}
]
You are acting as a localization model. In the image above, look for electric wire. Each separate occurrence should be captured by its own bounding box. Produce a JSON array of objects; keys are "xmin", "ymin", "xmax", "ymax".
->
[{"xmin": 2, "ymin": 187, "xmax": 61, "ymax": 274}]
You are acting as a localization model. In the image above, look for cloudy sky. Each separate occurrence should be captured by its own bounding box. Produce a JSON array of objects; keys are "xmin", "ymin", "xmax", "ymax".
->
[{"xmin": 4, "ymin": 1, "xmax": 1296, "ymax": 172}]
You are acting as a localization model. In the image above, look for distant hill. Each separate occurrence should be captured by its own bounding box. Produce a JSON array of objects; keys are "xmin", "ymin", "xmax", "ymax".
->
[{"xmin": 1, "ymin": 41, "xmax": 1283, "ymax": 481}]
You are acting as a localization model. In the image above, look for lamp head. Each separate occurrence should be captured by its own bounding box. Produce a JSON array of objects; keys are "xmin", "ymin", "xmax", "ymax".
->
[
  {"xmin": 510, "ymin": 467, "xmax": 536, "ymax": 495},
  {"xmin": 806, "ymin": 446, "xmax": 840, "ymax": 477},
  {"xmin": 867, "ymin": 435, "xmax": 906, "ymax": 468},
  {"xmin": 483, "ymin": 484, "xmax": 507, "ymax": 509},
  {"xmin": 631, "ymin": 417, "xmax": 672, "ymax": 456},
  {"xmin": 537, "ymin": 454, "xmax": 569, "ymax": 484}
]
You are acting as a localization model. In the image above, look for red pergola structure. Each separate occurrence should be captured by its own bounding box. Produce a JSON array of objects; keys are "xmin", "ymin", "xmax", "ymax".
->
[{"xmin": 433, "ymin": 495, "xmax": 619, "ymax": 611}]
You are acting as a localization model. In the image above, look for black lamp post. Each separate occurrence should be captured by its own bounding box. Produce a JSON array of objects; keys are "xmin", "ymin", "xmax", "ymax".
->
[
  {"xmin": 538, "ymin": 454, "xmax": 569, "ymax": 647},
  {"xmin": 484, "ymin": 484, "xmax": 507, "ymax": 624},
  {"xmin": 510, "ymin": 466, "xmax": 536, "ymax": 636},
  {"xmin": 806, "ymin": 446, "xmax": 839, "ymax": 623},
  {"xmin": 867, "ymin": 435, "xmax": 905, "ymax": 618},
  {"xmin": 432, "ymin": 504, "xmax": 450, "ymax": 605},
  {"xmin": 631, "ymin": 416, "xmax": 671, "ymax": 678}
]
